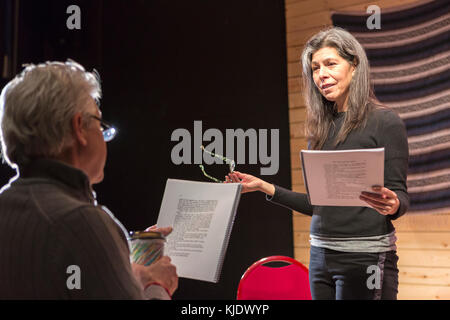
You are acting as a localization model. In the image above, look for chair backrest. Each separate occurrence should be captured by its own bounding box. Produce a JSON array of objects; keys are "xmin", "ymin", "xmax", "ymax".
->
[{"xmin": 237, "ymin": 255, "xmax": 311, "ymax": 300}]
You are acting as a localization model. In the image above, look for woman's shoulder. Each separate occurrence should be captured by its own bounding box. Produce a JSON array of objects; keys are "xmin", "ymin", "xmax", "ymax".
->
[
  {"xmin": 370, "ymin": 104, "xmax": 404, "ymax": 127},
  {"xmin": 367, "ymin": 104, "xmax": 407, "ymax": 143}
]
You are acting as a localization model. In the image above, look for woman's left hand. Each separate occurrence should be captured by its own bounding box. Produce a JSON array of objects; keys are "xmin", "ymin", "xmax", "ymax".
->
[{"xmin": 359, "ymin": 186, "xmax": 400, "ymax": 216}]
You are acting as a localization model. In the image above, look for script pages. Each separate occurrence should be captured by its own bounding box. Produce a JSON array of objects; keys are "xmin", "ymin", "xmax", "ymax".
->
[
  {"xmin": 156, "ymin": 179, "xmax": 242, "ymax": 283},
  {"xmin": 300, "ymin": 148, "xmax": 384, "ymax": 207}
]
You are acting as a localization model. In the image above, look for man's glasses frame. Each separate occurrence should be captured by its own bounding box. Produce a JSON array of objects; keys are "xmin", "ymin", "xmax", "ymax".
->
[{"xmin": 90, "ymin": 115, "xmax": 117, "ymax": 142}]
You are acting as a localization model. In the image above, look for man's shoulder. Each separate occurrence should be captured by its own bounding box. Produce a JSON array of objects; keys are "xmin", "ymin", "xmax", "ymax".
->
[{"xmin": 0, "ymin": 176, "xmax": 99, "ymax": 223}]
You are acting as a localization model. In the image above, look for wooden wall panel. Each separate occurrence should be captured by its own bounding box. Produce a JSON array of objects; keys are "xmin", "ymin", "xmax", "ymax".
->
[
  {"xmin": 393, "ymin": 214, "xmax": 450, "ymax": 232},
  {"xmin": 399, "ymin": 267, "xmax": 450, "ymax": 286},
  {"xmin": 288, "ymin": 76, "xmax": 303, "ymax": 93},
  {"xmin": 289, "ymin": 107, "xmax": 307, "ymax": 123},
  {"xmin": 286, "ymin": 12, "xmax": 332, "ymax": 33},
  {"xmin": 398, "ymin": 284, "xmax": 450, "ymax": 300},
  {"xmin": 284, "ymin": 0, "xmax": 450, "ymax": 299},
  {"xmin": 285, "ymin": 0, "xmax": 328, "ymax": 19}
]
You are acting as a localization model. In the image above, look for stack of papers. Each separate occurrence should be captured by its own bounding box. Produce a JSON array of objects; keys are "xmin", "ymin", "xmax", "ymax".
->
[{"xmin": 300, "ymin": 148, "xmax": 384, "ymax": 207}]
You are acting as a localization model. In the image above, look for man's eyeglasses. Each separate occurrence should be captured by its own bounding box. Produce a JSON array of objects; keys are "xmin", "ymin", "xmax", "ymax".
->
[
  {"xmin": 199, "ymin": 145, "xmax": 235, "ymax": 183},
  {"xmin": 90, "ymin": 115, "xmax": 117, "ymax": 142}
]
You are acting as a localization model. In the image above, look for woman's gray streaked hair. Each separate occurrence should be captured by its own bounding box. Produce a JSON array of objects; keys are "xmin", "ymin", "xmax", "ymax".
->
[
  {"xmin": 0, "ymin": 60, "xmax": 101, "ymax": 168},
  {"xmin": 301, "ymin": 27, "xmax": 377, "ymax": 150}
]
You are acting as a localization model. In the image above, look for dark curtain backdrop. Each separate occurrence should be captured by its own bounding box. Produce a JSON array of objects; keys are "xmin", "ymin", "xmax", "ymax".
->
[{"xmin": 0, "ymin": 0, "xmax": 293, "ymax": 299}]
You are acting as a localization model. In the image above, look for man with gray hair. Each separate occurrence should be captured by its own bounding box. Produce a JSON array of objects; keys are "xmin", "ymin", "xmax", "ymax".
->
[{"xmin": 0, "ymin": 60, "xmax": 178, "ymax": 299}]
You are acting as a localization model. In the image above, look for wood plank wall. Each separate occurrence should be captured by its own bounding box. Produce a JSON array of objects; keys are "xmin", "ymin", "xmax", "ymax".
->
[{"xmin": 285, "ymin": 0, "xmax": 450, "ymax": 299}]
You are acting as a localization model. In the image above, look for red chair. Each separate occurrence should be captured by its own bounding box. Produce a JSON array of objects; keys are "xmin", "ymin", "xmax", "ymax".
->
[{"xmin": 237, "ymin": 255, "xmax": 312, "ymax": 300}]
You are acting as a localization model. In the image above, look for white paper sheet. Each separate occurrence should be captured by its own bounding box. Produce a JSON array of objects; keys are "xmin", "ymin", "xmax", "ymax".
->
[
  {"xmin": 300, "ymin": 148, "xmax": 384, "ymax": 207},
  {"xmin": 156, "ymin": 179, "xmax": 241, "ymax": 282}
]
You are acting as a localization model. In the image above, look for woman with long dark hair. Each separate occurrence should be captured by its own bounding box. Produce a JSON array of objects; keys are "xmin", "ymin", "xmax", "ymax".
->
[{"xmin": 227, "ymin": 27, "xmax": 409, "ymax": 300}]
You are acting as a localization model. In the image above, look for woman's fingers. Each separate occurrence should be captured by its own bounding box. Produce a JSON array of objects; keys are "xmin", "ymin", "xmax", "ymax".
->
[
  {"xmin": 360, "ymin": 194, "xmax": 393, "ymax": 210},
  {"xmin": 372, "ymin": 185, "xmax": 397, "ymax": 199},
  {"xmin": 360, "ymin": 186, "xmax": 400, "ymax": 215},
  {"xmin": 232, "ymin": 171, "xmax": 246, "ymax": 179},
  {"xmin": 226, "ymin": 172, "xmax": 242, "ymax": 183},
  {"xmin": 360, "ymin": 192, "xmax": 390, "ymax": 207},
  {"xmin": 360, "ymin": 196, "xmax": 390, "ymax": 215}
]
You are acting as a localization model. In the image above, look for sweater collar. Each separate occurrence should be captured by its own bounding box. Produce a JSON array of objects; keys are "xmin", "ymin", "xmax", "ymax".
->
[{"xmin": 18, "ymin": 158, "xmax": 96, "ymax": 203}]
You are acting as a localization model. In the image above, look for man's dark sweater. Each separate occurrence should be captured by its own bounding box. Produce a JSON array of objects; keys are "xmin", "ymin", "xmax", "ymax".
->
[
  {"xmin": 269, "ymin": 107, "xmax": 409, "ymax": 239},
  {"xmin": 0, "ymin": 159, "xmax": 144, "ymax": 299}
]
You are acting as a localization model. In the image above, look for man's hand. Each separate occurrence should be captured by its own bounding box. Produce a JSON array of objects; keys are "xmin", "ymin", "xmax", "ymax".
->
[
  {"xmin": 145, "ymin": 225, "xmax": 173, "ymax": 237},
  {"xmin": 132, "ymin": 256, "xmax": 178, "ymax": 296}
]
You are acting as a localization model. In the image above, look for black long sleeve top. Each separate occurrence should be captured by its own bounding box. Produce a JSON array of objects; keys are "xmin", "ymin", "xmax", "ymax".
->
[{"xmin": 268, "ymin": 107, "xmax": 409, "ymax": 238}]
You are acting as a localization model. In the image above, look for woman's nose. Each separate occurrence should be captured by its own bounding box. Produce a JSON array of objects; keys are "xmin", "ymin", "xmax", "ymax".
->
[{"xmin": 318, "ymin": 67, "xmax": 328, "ymax": 79}]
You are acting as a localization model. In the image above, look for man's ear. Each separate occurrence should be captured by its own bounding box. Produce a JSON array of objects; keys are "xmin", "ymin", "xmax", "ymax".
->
[{"xmin": 72, "ymin": 113, "xmax": 88, "ymax": 146}]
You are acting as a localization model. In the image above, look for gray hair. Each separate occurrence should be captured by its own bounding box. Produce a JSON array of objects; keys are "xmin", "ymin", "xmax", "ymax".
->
[
  {"xmin": 0, "ymin": 60, "xmax": 101, "ymax": 167},
  {"xmin": 301, "ymin": 27, "xmax": 376, "ymax": 150}
]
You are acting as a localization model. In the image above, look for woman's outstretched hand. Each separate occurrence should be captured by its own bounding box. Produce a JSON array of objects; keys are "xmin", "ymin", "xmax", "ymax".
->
[{"xmin": 225, "ymin": 171, "xmax": 275, "ymax": 196}]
